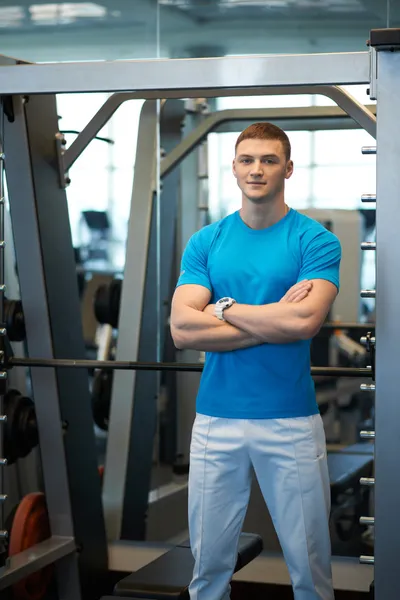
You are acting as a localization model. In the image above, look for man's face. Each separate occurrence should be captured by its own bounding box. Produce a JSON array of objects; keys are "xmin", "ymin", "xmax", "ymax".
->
[{"xmin": 233, "ymin": 138, "xmax": 293, "ymax": 204}]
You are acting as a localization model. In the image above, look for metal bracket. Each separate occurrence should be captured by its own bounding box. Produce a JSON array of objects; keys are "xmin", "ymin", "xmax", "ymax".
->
[
  {"xmin": 369, "ymin": 47, "xmax": 377, "ymax": 101},
  {"xmin": 54, "ymin": 132, "xmax": 70, "ymax": 189}
]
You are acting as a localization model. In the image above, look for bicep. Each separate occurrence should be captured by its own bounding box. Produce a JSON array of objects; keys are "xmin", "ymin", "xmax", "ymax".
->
[{"xmin": 171, "ymin": 284, "xmax": 212, "ymax": 326}]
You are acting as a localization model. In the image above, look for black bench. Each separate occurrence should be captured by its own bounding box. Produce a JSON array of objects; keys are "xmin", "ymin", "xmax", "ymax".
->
[
  {"xmin": 328, "ymin": 443, "xmax": 374, "ymax": 541},
  {"xmin": 112, "ymin": 532, "xmax": 263, "ymax": 599}
]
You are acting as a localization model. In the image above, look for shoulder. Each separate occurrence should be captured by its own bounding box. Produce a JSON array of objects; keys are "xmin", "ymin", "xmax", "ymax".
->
[
  {"xmin": 188, "ymin": 213, "xmax": 235, "ymax": 250},
  {"xmin": 291, "ymin": 210, "xmax": 341, "ymax": 250}
]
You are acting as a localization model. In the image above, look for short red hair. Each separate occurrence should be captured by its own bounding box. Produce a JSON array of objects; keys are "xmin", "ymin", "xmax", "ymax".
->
[{"xmin": 235, "ymin": 122, "xmax": 291, "ymax": 161}]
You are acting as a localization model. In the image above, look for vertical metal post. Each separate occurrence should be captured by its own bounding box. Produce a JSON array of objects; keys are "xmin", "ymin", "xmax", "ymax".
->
[
  {"xmin": 4, "ymin": 94, "xmax": 107, "ymax": 599},
  {"xmin": 370, "ymin": 31, "xmax": 400, "ymax": 600},
  {"xmin": 0, "ymin": 98, "xmax": 6, "ymax": 543},
  {"xmin": 103, "ymin": 100, "xmax": 158, "ymax": 541},
  {"xmin": 156, "ymin": 100, "xmax": 185, "ymax": 466}
]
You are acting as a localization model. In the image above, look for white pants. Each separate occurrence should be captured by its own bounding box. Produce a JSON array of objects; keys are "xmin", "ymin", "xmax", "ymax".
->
[{"xmin": 188, "ymin": 414, "xmax": 334, "ymax": 600}]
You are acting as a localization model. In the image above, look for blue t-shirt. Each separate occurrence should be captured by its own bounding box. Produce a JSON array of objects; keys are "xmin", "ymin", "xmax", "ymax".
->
[{"xmin": 176, "ymin": 208, "xmax": 341, "ymax": 419}]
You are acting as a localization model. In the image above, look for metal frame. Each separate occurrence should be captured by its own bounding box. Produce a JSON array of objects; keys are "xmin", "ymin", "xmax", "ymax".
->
[{"xmin": 0, "ymin": 41, "xmax": 389, "ymax": 597}]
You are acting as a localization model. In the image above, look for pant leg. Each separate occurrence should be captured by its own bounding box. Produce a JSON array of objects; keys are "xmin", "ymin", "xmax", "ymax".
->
[
  {"xmin": 248, "ymin": 414, "xmax": 334, "ymax": 600},
  {"xmin": 188, "ymin": 414, "xmax": 252, "ymax": 600}
]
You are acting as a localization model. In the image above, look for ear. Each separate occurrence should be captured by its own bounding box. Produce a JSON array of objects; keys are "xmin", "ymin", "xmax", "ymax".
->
[
  {"xmin": 232, "ymin": 158, "xmax": 237, "ymax": 178},
  {"xmin": 285, "ymin": 160, "xmax": 294, "ymax": 180}
]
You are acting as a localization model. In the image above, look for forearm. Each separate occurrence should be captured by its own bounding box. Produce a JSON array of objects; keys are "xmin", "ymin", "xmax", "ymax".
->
[
  {"xmin": 171, "ymin": 306, "xmax": 262, "ymax": 352},
  {"xmin": 224, "ymin": 302, "xmax": 315, "ymax": 343}
]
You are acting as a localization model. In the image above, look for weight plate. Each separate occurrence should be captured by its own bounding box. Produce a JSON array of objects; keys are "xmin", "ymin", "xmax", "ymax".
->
[{"xmin": 9, "ymin": 492, "xmax": 53, "ymax": 600}]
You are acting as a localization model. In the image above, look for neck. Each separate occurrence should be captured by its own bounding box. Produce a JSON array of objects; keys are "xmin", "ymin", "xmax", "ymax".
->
[{"xmin": 240, "ymin": 198, "xmax": 288, "ymax": 230}]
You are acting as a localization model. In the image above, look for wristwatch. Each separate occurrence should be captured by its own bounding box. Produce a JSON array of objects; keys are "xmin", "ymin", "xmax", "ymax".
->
[{"xmin": 215, "ymin": 297, "xmax": 236, "ymax": 321}]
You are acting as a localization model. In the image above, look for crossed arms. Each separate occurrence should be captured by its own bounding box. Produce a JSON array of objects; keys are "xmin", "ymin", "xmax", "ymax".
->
[{"xmin": 170, "ymin": 279, "xmax": 338, "ymax": 352}]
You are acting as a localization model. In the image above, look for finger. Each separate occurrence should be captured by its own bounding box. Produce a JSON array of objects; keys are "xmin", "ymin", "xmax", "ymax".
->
[
  {"xmin": 279, "ymin": 281, "xmax": 312, "ymax": 303},
  {"xmin": 289, "ymin": 286, "xmax": 313, "ymax": 301},
  {"xmin": 290, "ymin": 290, "xmax": 309, "ymax": 303},
  {"xmin": 286, "ymin": 285, "xmax": 312, "ymax": 302}
]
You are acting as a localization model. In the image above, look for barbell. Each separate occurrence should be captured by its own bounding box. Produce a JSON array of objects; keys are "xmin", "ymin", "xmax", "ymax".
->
[{"xmin": 5, "ymin": 356, "xmax": 373, "ymax": 377}]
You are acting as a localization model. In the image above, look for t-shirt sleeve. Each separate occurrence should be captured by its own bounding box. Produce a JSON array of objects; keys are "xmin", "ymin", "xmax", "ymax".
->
[
  {"xmin": 297, "ymin": 227, "xmax": 342, "ymax": 290},
  {"xmin": 175, "ymin": 231, "xmax": 212, "ymax": 291}
]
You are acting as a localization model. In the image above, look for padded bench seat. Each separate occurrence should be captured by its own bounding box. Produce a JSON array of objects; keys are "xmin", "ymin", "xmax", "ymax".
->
[{"xmin": 113, "ymin": 532, "xmax": 263, "ymax": 599}]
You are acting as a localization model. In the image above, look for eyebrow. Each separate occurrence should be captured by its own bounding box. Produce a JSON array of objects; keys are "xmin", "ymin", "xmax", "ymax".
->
[{"xmin": 237, "ymin": 154, "xmax": 279, "ymax": 159}]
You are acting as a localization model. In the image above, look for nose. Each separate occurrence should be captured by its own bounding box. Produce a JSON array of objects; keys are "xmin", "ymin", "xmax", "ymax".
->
[{"xmin": 250, "ymin": 160, "xmax": 263, "ymax": 177}]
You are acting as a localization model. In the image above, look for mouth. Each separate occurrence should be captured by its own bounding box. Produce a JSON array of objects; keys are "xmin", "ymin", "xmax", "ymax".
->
[{"xmin": 247, "ymin": 182, "xmax": 266, "ymax": 186}]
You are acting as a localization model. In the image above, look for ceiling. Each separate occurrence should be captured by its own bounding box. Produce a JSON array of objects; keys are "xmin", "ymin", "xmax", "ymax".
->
[{"xmin": 0, "ymin": 0, "xmax": 398, "ymax": 62}]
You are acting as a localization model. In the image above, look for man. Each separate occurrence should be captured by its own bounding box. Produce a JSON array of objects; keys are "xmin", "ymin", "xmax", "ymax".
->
[{"xmin": 170, "ymin": 122, "xmax": 341, "ymax": 600}]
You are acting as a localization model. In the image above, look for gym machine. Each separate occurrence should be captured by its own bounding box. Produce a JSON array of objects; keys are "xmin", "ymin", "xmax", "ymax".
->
[{"xmin": 0, "ymin": 26, "xmax": 395, "ymax": 599}]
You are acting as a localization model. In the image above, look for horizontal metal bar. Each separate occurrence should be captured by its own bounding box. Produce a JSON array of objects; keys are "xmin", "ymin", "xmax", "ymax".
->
[
  {"xmin": 360, "ymin": 477, "xmax": 375, "ymax": 486},
  {"xmin": 7, "ymin": 357, "xmax": 373, "ymax": 378},
  {"xmin": 0, "ymin": 52, "xmax": 370, "ymax": 95},
  {"xmin": 360, "ymin": 383, "xmax": 376, "ymax": 391},
  {"xmin": 360, "ymin": 431, "xmax": 375, "ymax": 439},
  {"xmin": 360, "ymin": 516, "xmax": 375, "ymax": 526},
  {"xmin": 362, "ymin": 146, "xmax": 376, "ymax": 154},
  {"xmin": 359, "ymin": 555, "xmax": 375, "ymax": 565},
  {"xmin": 360, "ymin": 290, "xmax": 376, "ymax": 298},
  {"xmin": 361, "ymin": 194, "xmax": 376, "ymax": 202},
  {"xmin": 0, "ymin": 536, "xmax": 76, "ymax": 590},
  {"xmin": 361, "ymin": 242, "xmax": 376, "ymax": 250}
]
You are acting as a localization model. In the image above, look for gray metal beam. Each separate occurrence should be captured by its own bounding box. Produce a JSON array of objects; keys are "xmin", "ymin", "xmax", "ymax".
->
[
  {"xmin": 0, "ymin": 51, "xmax": 370, "ymax": 95},
  {"xmin": 373, "ymin": 49, "xmax": 400, "ymax": 600},
  {"xmin": 0, "ymin": 536, "xmax": 75, "ymax": 590},
  {"xmin": 3, "ymin": 96, "xmax": 82, "ymax": 600},
  {"xmin": 4, "ymin": 94, "xmax": 108, "ymax": 599},
  {"xmin": 63, "ymin": 92, "xmax": 141, "ymax": 171},
  {"xmin": 103, "ymin": 100, "xmax": 158, "ymax": 541}
]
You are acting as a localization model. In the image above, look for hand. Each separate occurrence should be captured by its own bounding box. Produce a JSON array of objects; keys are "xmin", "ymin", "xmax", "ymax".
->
[
  {"xmin": 203, "ymin": 304, "xmax": 216, "ymax": 316},
  {"xmin": 279, "ymin": 280, "xmax": 313, "ymax": 303}
]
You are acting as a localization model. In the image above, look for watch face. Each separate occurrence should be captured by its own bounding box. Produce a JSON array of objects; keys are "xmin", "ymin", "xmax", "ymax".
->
[{"xmin": 218, "ymin": 297, "xmax": 230, "ymax": 304}]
